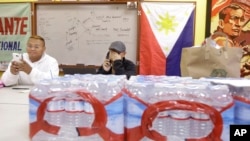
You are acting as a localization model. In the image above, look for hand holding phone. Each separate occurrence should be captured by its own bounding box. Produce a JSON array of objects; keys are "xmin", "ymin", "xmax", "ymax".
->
[
  {"xmin": 102, "ymin": 52, "xmax": 111, "ymax": 71},
  {"xmin": 103, "ymin": 59, "xmax": 111, "ymax": 71}
]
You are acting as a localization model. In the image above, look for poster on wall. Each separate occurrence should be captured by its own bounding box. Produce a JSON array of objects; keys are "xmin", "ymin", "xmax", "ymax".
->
[
  {"xmin": 0, "ymin": 3, "xmax": 31, "ymax": 71},
  {"xmin": 210, "ymin": 0, "xmax": 250, "ymax": 78}
]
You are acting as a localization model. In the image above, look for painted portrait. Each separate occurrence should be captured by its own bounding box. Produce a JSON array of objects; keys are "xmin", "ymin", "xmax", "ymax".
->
[{"xmin": 210, "ymin": 0, "xmax": 250, "ymax": 78}]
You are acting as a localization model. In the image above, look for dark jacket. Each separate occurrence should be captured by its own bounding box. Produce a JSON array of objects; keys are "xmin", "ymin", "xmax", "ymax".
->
[{"xmin": 97, "ymin": 58, "xmax": 136, "ymax": 79}]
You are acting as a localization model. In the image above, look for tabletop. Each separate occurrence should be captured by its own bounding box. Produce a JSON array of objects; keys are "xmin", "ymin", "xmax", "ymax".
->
[{"xmin": 0, "ymin": 85, "xmax": 32, "ymax": 141}]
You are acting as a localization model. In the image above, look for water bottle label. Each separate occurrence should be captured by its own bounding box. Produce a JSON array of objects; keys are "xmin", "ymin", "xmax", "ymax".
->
[
  {"xmin": 169, "ymin": 110, "xmax": 190, "ymax": 119},
  {"xmin": 47, "ymin": 99, "xmax": 65, "ymax": 112},
  {"xmin": 83, "ymin": 102, "xmax": 94, "ymax": 113},
  {"xmin": 191, "ymin": 112, "xmax": 210, "ymax": 120},
  {"xmin": 65, "ymin": 100, "xmax": 84, "ymax": 112}
]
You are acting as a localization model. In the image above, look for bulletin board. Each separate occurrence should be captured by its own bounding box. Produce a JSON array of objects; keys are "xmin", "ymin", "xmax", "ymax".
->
[{"xmin": 33, "ymin": 2, "xmax": 138, "ymax": 66}]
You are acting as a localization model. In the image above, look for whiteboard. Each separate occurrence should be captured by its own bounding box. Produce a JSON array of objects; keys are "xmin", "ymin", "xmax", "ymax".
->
[{"xmin": 36, "ymin": 4, "xmax": 138, "ymax": 65}]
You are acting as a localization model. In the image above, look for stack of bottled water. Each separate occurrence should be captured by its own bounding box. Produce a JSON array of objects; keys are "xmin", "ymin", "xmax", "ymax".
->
[
  {"xmin": 124, "ymin": 75, "xmax": 233, "ymax": 141},
  {"xmin": 30, "ymin": 74, "xmax": 126, "ymax": 141},
  {"xmin": 227, "ymin": 81, "xmax": 250, "ymax": 125},
  {"xmin": 30, "ymin": 74, "xmax": 235, "ymax": 141},
  {"xmin": 200, "ymin": 77, "xmax": 250, "ymax": 141},
  {"xmin": 234, "ymin": 86, "xmax": 250, "ymax": 125}
]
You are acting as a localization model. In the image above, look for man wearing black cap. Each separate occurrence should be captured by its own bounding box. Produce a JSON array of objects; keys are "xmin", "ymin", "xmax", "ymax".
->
[{"xmin": 97, "ymin": 41, "xmax": 136, "ymax": 79}]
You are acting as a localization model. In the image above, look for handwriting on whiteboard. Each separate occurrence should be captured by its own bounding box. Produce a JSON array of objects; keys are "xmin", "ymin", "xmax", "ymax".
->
[
  {"xmin": 36, "ymin": 4, "xmax": 137, "ymax": 65},
  {"xmin": 38, "ymin": 7, "xmax": 133, "ymax": 51}
]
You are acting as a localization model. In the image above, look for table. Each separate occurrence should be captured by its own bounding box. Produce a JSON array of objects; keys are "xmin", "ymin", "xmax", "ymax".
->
[
  {"xmin": 0, "ymin": 85, "xmax": 33, "ymax": 141},
  {"xmin": 0, "ymin": 84, "xmax": 237, "ymax": 141}
]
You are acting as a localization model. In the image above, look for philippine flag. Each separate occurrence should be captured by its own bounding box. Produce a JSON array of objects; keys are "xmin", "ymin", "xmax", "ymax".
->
[{"xmin": 139, "ymin": 2, "xmax": 195, "ymax": 76}]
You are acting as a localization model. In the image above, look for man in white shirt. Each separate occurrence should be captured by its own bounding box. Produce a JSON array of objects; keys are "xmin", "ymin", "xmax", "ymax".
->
[{"xmin": 1, "ymin": 35, "xmax": 59, "ymax": 86}]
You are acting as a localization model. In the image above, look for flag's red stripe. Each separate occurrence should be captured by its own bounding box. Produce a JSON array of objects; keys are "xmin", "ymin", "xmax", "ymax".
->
[{"xmin": 139, "ymin": 8, "xmax": 166, "ymax": 75}]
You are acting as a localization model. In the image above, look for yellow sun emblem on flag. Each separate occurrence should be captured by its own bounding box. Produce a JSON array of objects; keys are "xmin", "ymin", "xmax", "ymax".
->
[{"xmin": 157, "ymin": 12, "xmax": 178, "ymax": 35}]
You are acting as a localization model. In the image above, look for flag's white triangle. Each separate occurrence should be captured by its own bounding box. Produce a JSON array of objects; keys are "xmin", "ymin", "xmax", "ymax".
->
[{"xmin": 141, "ymin": 2, "xmax": 195, "ymax": 57}]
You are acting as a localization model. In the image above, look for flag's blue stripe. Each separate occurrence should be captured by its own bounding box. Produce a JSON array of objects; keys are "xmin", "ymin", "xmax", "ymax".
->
[{"xmin": 166, "ymin": 11, "xmax": 195, "ymax": 76}]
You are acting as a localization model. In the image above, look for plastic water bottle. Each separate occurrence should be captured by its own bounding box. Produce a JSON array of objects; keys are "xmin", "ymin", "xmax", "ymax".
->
[
  {"xmin": 30, "ymin": 79, "xmax": 51, "ymax": 97},
  {"xmin": 168, "ymin": 110, "xmax": 190, "ymax": 138},
  {"xmin": 185, "ymin": 83, "xmax": 214, "ymax": 139},
  {"xmin": 150, "ymin": 82, "xmax": 190, "ymax": 140},
  {"xmin": 151, "ymin": 110, "xmax": 171, "ymax": 138},
  {"xmin": 149, "ymin": 82, "xmax": 172, "ymax": 138},
  {"xmin": 45, "ymin": 97, "xmax": 65, "ymax": 126},
  {"xmin": 64, "ymin": 94, "xmax": 94, "ymax": 127},
  {"xmin": 32, "ymin": 130, "xmax": 58, "ymax": 141},
  {"xmin": 49, "ymin": 78, "xmax": 64, "ymax": 92},
  {"xmin": 190, "ymin": 112, "xmax": 213, "ymax": 139},
  {"xmin": 105, "ymin": 77, "xmax": 125, "ymax": 138},
  {"xmin": 151, "ymin": 83, "xmax": 177, "ymax": 103},
  {"xmin": 32, "ymin": 95, "xmax": 65, "ymax": 141},
  {"xmin": 207, "ymin": 84, "xmax": 233, "ymax": 141},
  {"xmin": 127, "ymin": 82, "xmax": 151, "ymax": 101},
  {"xmin": 209, "ymin": 85, "xmax": 232, "ymax": 111}
]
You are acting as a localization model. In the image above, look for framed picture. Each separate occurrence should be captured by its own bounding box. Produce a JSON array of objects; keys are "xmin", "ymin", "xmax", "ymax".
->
[
  {"xmin": 207, "ymin": 0, "xmax": 250, "ymax": 43},
  {"xmin": 206, "ymin": 0, "xmax": 250, "ymax": 78}
]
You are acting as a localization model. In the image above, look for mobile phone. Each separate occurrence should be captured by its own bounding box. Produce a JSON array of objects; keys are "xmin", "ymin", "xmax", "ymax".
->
[
  {"xmin": 12, "ymin": 53, "xmax": 22, "ymax": 62},
  {"xmin": 105, "ymin": 51, "xmax": 112, "ymax": 63},
  {"xmin": 106, "ymin": 52, "xmax": 110, "ymax": 59}
]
